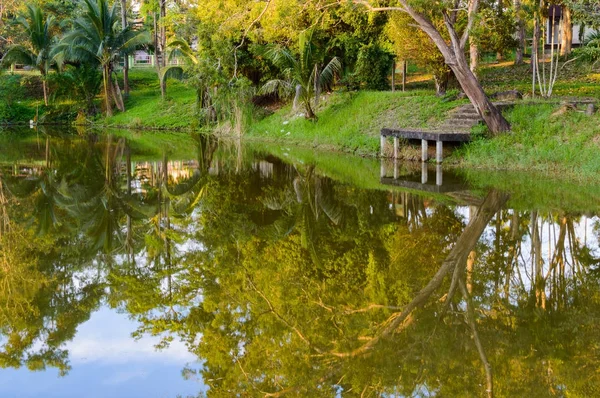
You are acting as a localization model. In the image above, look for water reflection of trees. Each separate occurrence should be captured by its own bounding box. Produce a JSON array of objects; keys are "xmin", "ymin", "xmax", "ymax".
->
[{"xmin": 0, "ymin": 135, "xmax": 599, "ymax": 396}]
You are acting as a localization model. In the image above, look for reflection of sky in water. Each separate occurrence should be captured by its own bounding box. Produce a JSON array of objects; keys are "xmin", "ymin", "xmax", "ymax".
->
[{"xmin": 0, "ymin": 308, "xmax": 205, "ymax": 398}]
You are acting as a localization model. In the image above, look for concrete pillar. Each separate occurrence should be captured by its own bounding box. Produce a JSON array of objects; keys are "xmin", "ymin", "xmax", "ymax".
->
[
  {"xmin": 380, "ymin": 135, "xmax": 386, "ymax": 157},
  {"xmin": 421, "ymin": 139, "xmax": 428, "ymax": 162},
  {"xmin": 436, "ymin": 164, "xmax": 443, "ymax": 186},
  {"xmin": 436, "ymin": 140, "xmax": 443, "ymax": 164},
  {"xmin": 393, "ymin": 137, "xmax": 399, "ymax": 159},
  {"xmin": 421, "ymin": 163, "xmax": 428, "ymax": 184},
  {"xmin": 380, "ymin": 160, "xmax": 387, "ymax": 178},
  {"xmin": 394, "ymin": 159, "xmax": 398, "ymax": 179}
]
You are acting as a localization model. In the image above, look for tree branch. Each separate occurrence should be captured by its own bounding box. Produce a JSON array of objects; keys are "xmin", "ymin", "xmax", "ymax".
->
[{"xmin": 330, "ymin": 190, "xmax": 509, "ymax": 358}]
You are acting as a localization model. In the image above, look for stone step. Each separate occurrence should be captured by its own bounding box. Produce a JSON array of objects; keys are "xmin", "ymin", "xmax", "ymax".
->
[
  {"xmin": 450, "ymin": 113, "xmax": 483, "ymax": 121},
  {"xmin": 444, "ymin": 119, "xmax": 481, "ymax": 127}
]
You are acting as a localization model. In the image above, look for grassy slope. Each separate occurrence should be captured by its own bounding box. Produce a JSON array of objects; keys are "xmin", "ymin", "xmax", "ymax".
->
[
  {"xmin": 453, "ymin": 103, "xmax": 600, "ymax": 180},
  {"xmin": 248, "ymin": 61, "xmax": 600, "ymax": 181},
  {"xmin": 248, "ymin": 90, "xmax": 465, "ymax": 156},
  {"xmin": 101, "ymin": 69, "xmax": 197, "ymax": 130}
]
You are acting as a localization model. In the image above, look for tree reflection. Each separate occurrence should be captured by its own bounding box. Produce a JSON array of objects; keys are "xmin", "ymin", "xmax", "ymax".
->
[{"xmin": 0, "ymin": 134, "xmax": 599, "ymax": 396}]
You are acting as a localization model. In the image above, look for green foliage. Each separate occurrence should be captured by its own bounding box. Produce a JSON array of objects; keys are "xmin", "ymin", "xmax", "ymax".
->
[
  {"xmin": 260, "ymin": 28, "xmax": 342, "ymax": 119},
  {"xmin": 354, "ymin": 43, "xmax": 394, "ymax": 91},
  {"xmin": 55, "ymin": 0, "xmax": 150, "ymax": 116},
  {"xmin": 386, "ymin": 11, "xmax": 450, "ymax": 95},
  {"xmin": 471, "ymin": 5, "xmax": 518, "ymax": 57},
  {"xmin": 573, "ymin": 31, "xmax": 600, "ymax": 65},
  {"xmin": 566, "ymin": 0, "xmax": 600, "ymax": 28},
  {"xmin": 48, "ymin": 65, "xmax": 102, "ymax": 113},
  {"xmin": 0, "ymin": 74, "xmax": 32, "ymax": 123}
]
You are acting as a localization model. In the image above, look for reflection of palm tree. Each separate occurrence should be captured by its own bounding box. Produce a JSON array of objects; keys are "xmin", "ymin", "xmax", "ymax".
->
[
  {"xmin": 0, "ymin": 178, "xmax": 10, "ymax": 238},
  {"xmin": 263, "ymin": 165, "xmax": 342, "ymax": 265}
]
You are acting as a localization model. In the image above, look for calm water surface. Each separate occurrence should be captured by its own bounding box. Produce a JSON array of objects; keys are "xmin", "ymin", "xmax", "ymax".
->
[{"xmin": 0, "ymin": 129, "xmax": 599, "ymax": 397}]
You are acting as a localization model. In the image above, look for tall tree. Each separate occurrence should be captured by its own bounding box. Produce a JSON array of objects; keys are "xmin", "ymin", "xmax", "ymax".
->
[
  {"xmin": 346, "ymin": 0, "xmax": 511, "ymax": 134},
  {"xmin": 1, "ymin": 4, "xmax": 56, "ymax": 106},
  {"xmin": 514, "ymin": 0, "xmax": 525, "ymax": 64},
  {"xmin": 560, "ymin": 3, "xmax": 573, "ymax": 56},
  {"xmin": 58, "ymin": 0, "xmax": 149, "ymax": 117},
  {"xmin": 120, "ymin": 0, "xmax": 130, "ymax": 96}
]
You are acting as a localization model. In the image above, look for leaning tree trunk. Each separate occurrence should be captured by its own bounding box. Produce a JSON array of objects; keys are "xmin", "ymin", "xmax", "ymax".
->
[
  {"xmin": 514, "ymin": 0, "xmax": 525, "ymax": 65},
  {"xmin": 120, "ymin": 0, "xmax": 130, "ymax": 96},
  {"xmin": 112, "ymin": 74, "xmax": 125, "ymax": 112},
  {"xmin": 560, "ymin": 5, "xmax": 572, "ymax": 57},
  {"xmin": 401, "ymin": 0, "xmax": 510, "ymax": 134},
  {"xmin": 353, "ymin": 0, "xmax": 510, "ymax": 134},
  {"xmin": 450, "ymin": 51, "xmax": 511, "ymax": 134}
]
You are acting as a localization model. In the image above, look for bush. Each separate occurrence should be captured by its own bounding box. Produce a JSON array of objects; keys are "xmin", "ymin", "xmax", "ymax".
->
[
  {"xmin": 0, "ymin": 74, "xmax": 33, "ymax": 123},
  {"xmin": 354, "ymin": 43, "xmax": 394, "ymax": 90},
  {"xmin": 48, "ymin": 65, "xmax": 102, "ymax": 114}
]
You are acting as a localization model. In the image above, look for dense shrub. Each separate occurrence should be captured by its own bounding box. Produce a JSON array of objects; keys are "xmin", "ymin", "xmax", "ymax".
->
[
  {"xmin": 48, "ymin": 65, "xmax": 102, "ymax": 114},
  {"xmin": 0, "ymin": 74, "xmax": 33, "ymax": 123},
  {"xmin": 354, "ymin": 43, "xmax": 394, "ymax": 90}
]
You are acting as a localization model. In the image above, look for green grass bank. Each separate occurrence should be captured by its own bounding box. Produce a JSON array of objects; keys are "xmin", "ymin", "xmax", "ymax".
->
[{"xmin": 2, "ymin": 64, "xmax": 600, "ymax": 181}]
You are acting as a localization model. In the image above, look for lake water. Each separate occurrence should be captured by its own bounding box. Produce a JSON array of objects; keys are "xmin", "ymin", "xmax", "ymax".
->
[{"xmin": 0, "ymin": 128, "xmax": 599, "ymax": 397}]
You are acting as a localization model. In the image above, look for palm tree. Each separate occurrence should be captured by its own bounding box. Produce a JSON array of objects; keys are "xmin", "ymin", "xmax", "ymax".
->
[
  {"xmin": 1, "ymin": 5, "xmax": 57, "ymax": 106},
  {"xmin": 260, "ymin": 29, "xmax": 341, "ymax": 120},
  {"xmin": 159, "ymin": 38, "xmax": 199, "ymax": 100},
  {"xmin": 57, "ymin": 0, "xmax": 149, "ymax": 117}
]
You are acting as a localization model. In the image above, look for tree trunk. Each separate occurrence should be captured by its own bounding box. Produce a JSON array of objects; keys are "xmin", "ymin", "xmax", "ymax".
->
[
  {"xmin": 103, "ymin": 66, "xmax": 113, "ymax": 117},
  {"xmin": 402, "ymin": 60, "xmax": 407, "ymax": 91},
  {"xmin": 450, "ymin": 53, "xmax": 511, "ymax": 135},
  {"xmin": 160, "ymin": 75, "xmax": 167, "ymax": 100},
  {"xmin": 470, "ymin": 39, "xmax": 479, "ymax": 73},
  {"xmin": 304, "ymin": 99, "xmax": 316, "ymax": 120},
  {"xmin": 560, "ymin": 5, "xmax": 572, "ymax": 57},
  {"xmin": 434, "ymin": 72, "xmax": 449, "ymax": 96},
  {"xmin": 42, "ymin": 78, "xmax": 49, "ymax": 106},
  {"xmin": 496, "ymin": 0, "xmax": 504, "ymax": 61},
  {"xmin": 112, "ymin": 75, "xmax": 125, "ymax": 112},
  {"xmin": 160, "ymin": 0, "xmax": 167, "ymax": 67},
  {"xmin": 353, "ymin": 0, "xmax": 511, "ymax": 134},
  {"xmin": 514, "ymin": 0, "xmax": 525, "ymax": 65},
  {"xmin": 314, "ymin": 64, "xmax": 321, "ymax": 106},
  {"xmin": 120, "ymin": 0, "xmax": 130, "ymax": 96},
  {"xmin": 391, "ymin": 61, "xmax": 396, "ymax": 92}
]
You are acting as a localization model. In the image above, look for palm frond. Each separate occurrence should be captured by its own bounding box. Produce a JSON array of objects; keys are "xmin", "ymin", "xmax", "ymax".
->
[
  {"xmin": 1, "ymin": 46, "xmax": 35, "ymax": 67},
  {"xmin": 160, "ymin": 66, "xmax": 185, "ymax": 85},
  {"xmin": 167, "ymin": 39, "xmax": 198, "ymax": 64},
  {"xmin": 318, "ymin": 57, "xmax": 341, "ymax": 89},
  {"xmin": 264, "ymin": 45, "xmax": 297, "ymax": 70},
  {"xmin": 259, "ymin": 79, "xmax": 294, "ymax": 98}
]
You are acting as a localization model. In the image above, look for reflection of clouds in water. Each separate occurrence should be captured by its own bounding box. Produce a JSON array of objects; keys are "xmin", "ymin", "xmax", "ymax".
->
[
  {"xmin": 66, "ymin": 307, "xmax": 197, "ymax": 365},
  {"xmin": 103, "ymin": 370, "xmax": 149, "ymax": 385},
  {"xmin": 68, "ymin": 336, "xmax": 194, "ymax": 365}
]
